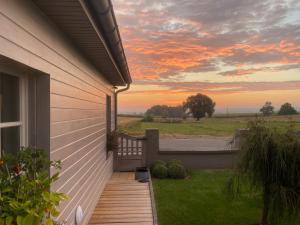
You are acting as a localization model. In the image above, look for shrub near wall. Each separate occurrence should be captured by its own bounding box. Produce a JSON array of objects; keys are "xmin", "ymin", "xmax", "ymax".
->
[
  {"xmin": 151, "ymin": 160, "xmax": 187, "ymax": 179},
  {"xmin": 0, "ymin": 148, "xmax": 67, "ymax": 225}
]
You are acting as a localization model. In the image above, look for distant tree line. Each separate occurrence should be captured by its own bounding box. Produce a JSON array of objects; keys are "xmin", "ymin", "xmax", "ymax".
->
[
  {"xmin": 145, "ymin": 105, "xmax": 186, "ymax": 118},
  {"xmin": 145, "ymin": 93, "xmax": 216, "ymax": 120},
  {"xmin": 260, "ymin": 101, "xmax": 298, "ymax": 116},
  {"xmin": 145, "ymin": 95, "xmax": 298, "ymax": 121}
]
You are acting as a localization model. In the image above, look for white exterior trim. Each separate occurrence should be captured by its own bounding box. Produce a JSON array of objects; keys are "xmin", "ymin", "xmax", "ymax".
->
[
  {"xmin": 0, "ymin": 122, "xmax": 22, "ymax": 128},
  {"xmin": 19, "ymin": 74, "xmax": 28, "ymax": 147}
]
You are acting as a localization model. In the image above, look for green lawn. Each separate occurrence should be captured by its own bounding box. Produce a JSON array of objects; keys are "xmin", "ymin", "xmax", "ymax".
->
[
  {"xmin": 152, "ymin": 170, "xmax": 299, "ymax": 225},
  {"xmin": 119, "ymin": 116, "xmax": 300, "ymax": 136}
]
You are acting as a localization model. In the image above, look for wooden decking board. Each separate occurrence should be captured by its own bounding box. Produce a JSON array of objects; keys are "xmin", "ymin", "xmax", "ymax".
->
[
  {"xmin": 97, "ymin": 204, "xmax": 151, "ymax": 208},
  {"xmin": 105, "ymin": 187, "xmax": 148, "ymax": 191},
  {"xmin": 89, "ymin": 218, "xmax": 153, "ymax": 224},
  {"xmin": 92, "ymin": 211, "xmax": 152, "ymax": 215},
  {"xmin": 100, "ymin": 197, "xmax": 150, "ymax": 200},
  {"xmin": 91, "ymin": 214, "xmax": 153, "ymax": 219},
  {"xmin": 88, "ymin": 172, "xmax": 154, "ymax": 225},
  {"xmin": 99, "ymin": 199, "xmax": 151, "ymax": 202},
  {"xmin": 96, "ymin": 223, "xmax": 153, "ymax": 225},
  {"xmin": 98, "ymin": 201, "xmax": 152, "ymax": 204},
  {"xmin": 94, "ymin": 207, "xmax": 152, "ymax": 211}
]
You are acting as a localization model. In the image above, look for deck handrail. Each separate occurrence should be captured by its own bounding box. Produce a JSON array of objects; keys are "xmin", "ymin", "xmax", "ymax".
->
[{"xmin": 118, "ymin": 132, "xmax": 147, "ymax": 141}]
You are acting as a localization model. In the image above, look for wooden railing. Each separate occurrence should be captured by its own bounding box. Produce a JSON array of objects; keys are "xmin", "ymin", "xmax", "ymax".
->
[{"xmin": 114, "ymin": 133, "xmax": 147, "ymax": 171}]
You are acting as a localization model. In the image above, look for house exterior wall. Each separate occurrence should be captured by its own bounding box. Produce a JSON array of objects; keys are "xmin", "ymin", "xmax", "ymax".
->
[{"xmin": 0, "ymin": 0, "xmax": 116, "ymax": 224}]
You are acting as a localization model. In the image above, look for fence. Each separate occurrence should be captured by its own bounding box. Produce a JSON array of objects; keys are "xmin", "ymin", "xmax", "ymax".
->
[
  {"xmin": 115, "ymin": 129, "xmax": 245, "ymax": 171},
  {"xmin": 114, "ymin": 133, "xmax": 146, "ymax": 171},
  {"xmin": 144, "ymin": 129, "xmax": 240, "ymax": 169}
]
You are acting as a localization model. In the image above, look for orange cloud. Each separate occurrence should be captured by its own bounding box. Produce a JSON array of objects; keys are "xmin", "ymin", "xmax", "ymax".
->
[
  {"xmin": 122, "ymin": 27, "xmax": 300, "ymax": 80},
  {"xmin": 113, "ymin": 0, "xmax": 300, "ymax": 112}
]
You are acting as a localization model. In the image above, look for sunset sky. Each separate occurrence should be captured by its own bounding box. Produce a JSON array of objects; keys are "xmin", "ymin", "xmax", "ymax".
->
[{"xmin": 112, "ymin": 0, "xmax": 300, "ymax": 113}]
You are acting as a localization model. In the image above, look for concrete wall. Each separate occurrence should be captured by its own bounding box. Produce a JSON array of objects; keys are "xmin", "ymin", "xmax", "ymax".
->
[
  {"xmin": 145, "ymin": 129, "xmax": 239, "ymax": 169},
  {"xmin": 0, "ymin": 0, "xmax": 115, "ymax": 224}
]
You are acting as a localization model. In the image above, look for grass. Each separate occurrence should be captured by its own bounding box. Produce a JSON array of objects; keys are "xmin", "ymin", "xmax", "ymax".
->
[
  {"xmin": 118, "ymin": 115, "xmax": 142, "ymax": 126},
  {"xmin": 152, "ymin": 170, "xmax": 299, "ymax": 225},
  {"xmin": 118, "ymin": 115, "xmax": 300, "ymax": 136}
]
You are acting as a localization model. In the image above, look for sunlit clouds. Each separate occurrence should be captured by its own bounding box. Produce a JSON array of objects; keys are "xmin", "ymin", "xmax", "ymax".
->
[{"xmin": 112, "ymin": 0, "xmax": 300, "ymax": 113}]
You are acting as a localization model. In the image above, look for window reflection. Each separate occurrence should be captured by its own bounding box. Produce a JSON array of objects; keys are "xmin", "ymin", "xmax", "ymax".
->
[
  {"xmin": 0, "ymin": 74, "xmax": 20, "ymax": 123},
  {"xmin": 1, "ymin": 126, "xmax": 20, "ymax": 155},
  {"xmin": 0, "ymin": 73, "xmax": 21, "ymax": 155}
]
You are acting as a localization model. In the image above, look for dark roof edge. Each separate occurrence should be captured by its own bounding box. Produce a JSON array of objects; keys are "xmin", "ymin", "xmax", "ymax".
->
[
  {"xmin": 86, "ymin": 0, "xmax": 132, "ymax": 84},
  {"xmin": 109, "ymin": 0, "xmax": 132, "ymax": 84}
]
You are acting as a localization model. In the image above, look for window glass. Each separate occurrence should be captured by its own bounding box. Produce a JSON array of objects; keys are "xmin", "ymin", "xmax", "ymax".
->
[
  {"xmin": 0, "ymin": 74, "xmax": 20, "ymax": 123},
  {"xmin": 1, "ymin": 126, "xmax": 20, "ymax": 155}
]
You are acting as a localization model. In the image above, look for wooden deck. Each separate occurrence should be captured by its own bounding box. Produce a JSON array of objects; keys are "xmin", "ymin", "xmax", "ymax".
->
[{"xmin": 88, "ymin": 172, "xmax": 154, "ymax": 225}]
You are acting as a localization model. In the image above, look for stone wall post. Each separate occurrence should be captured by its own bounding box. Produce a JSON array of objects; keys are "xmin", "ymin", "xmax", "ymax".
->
[{"xmin": 145, "ymin": 129, "xmax": 159, "ymax": 167}]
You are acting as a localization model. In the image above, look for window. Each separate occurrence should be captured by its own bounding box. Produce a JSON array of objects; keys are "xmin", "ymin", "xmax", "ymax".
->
[{"xmin": 0, "ymin": 73, "xmax": 27, "ymax": 155}]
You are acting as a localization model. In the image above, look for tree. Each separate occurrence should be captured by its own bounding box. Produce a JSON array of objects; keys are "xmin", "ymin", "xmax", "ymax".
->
[
  {"xmin": 228, "ymin": 120, "xmax": 300, "ymax": 225},
  {"xmin": 183, "ymin": 93, "xmax": 215, "ymax": 120},
  {"xmin": 146, "ymin": 105, "xmax": 169, "ymax": 118},
  {"xmin": 167, "ymin": 106, "xmax": 185, "ymax": 118},
  {"xmin": 146, "ymin": 105, "xmax": 186, "ymax": 118},
  {"xmin": 260, "ymin": 101, "xmax": 274, "ymax": 116},
  {"xmin": 278, "ymin": 102, "xmax": 297, "ymax": 115}
]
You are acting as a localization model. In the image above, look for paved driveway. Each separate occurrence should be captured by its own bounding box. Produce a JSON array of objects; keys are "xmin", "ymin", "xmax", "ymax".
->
[{"xmin": 160, "ymin": 136, "xmax": 232, "ymax": 151}]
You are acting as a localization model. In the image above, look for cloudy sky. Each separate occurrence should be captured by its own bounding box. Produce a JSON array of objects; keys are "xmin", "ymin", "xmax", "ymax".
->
[{"xmin": 112, "ymin": 0, "xmax": 300, "ymax": 113}]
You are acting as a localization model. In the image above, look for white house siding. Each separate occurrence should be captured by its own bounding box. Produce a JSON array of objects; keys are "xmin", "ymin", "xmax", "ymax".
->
[{"xmin": 0, "ymin": 0, "xmax": 116, "ymax": 224}]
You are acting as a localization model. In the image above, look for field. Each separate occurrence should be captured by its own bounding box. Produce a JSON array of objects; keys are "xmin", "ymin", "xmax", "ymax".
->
[
  {"xmin": 118, "ymin": 115, "xmax": 142, "ymax": 126},
  {"xmin": 118, "ymin": 114, "xmax": 300, "ymax": 137},
  {"xmin": 153, "ymin": 170, "xmax": 299, "ymax": 225}
]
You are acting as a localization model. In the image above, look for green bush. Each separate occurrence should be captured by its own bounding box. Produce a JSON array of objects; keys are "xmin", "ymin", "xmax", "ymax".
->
[
  {"xmin": 168, "ymin": 163, "xmax": 187, "ymax": 179},
  {"xmin": 166, "ymin": 159, "xmax": 183, "ymax": 168},
  {"xmin": 142, "ymin": 115, "xmax": 154, "ymax": 122},
  {"xmin": 0, "ymin": 147, "xmax": 67, "ymax": 225},
  {"xmin": 151, "ymin": 160, "xmax": 187, "ymax": 179},
  {"xmin": 151, "ymin": 160, "xmax": 166, "ymax": 171},
  {"xmin": 151, "ymin": 164, "xmax": 168, "ymax": 179}
]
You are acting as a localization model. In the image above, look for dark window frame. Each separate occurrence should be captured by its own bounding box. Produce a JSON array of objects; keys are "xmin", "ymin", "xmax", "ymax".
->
[{"xmin": 0, "ymin": 56, "xmax": 50, "ymax": 156}]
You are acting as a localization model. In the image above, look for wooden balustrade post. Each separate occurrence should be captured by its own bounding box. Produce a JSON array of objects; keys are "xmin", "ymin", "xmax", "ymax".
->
[{"xmin": 145, "ymin": 129, "xmax": 159, "ymax": 168}]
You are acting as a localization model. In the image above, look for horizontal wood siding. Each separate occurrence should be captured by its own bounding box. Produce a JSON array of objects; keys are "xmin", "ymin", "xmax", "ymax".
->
[{"xmin": 0, "ymin": 0, "xmax": 115, "ymax": 224}]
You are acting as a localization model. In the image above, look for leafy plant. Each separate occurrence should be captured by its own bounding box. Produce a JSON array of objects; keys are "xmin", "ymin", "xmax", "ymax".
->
[
  {"xmin": 166, "ymin": 160, "xmax": 186, "ymax": 179},
  {"xmin": 0, "ymin": 147, "xmax": 68, "ymax": 225},
  {"xmin": 151, "ymin": 163, "xmax": 168, "ymax": 179},
  {"xmin": 146, "ymin": 105, "xmax": 186, "ymax": 118},
  {"xmin": 142, "ymin": 115, "xmax": 154, "ymax": 122},
  {"xmin": 166, "ymin": 160, "xmax": 183, "ymax": 168},
  {"xmin": 151, "ymin": 160, "xmax": 187, "ymax": 179},
  {"xmin": 167, "ymin": 163, "xmax": 186, "ymax": 179},
  {"xmin": 150, "ymin": 160, "xmax": 166, "ymax": 172},
  {"xmin": 278, "ymin": 102, "xmax": 298, "ymax": 115},
  {"xmin": 259, "ymin": 101, "xmax": 274, "ymax": 116},
  {"xmin": 183, "ymin": 93, "xmax": 215, "ymax": 120},
  {"xmin": 228, "ymin": 120, "xmax": 300, "ymax": 225}
]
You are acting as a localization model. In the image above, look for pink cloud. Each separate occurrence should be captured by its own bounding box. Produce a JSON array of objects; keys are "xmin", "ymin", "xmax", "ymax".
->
[{"xmin": 112, "ymin": 0, "xmax": 300, "ymax": 111}]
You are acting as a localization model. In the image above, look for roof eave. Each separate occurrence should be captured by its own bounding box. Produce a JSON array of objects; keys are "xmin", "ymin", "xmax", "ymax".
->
[
  {"xmin": 33, "ymin": 0, "xmax": 131, "ymax": 86},
  {"xmin": 81, "ymin": 0, "xmax": 132, "ymax": 85}
]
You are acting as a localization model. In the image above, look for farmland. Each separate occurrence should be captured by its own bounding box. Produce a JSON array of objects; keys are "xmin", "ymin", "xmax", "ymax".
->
[{"xmin": 118, "ymin": 114, "xmax": 300, "ymax": 137}]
